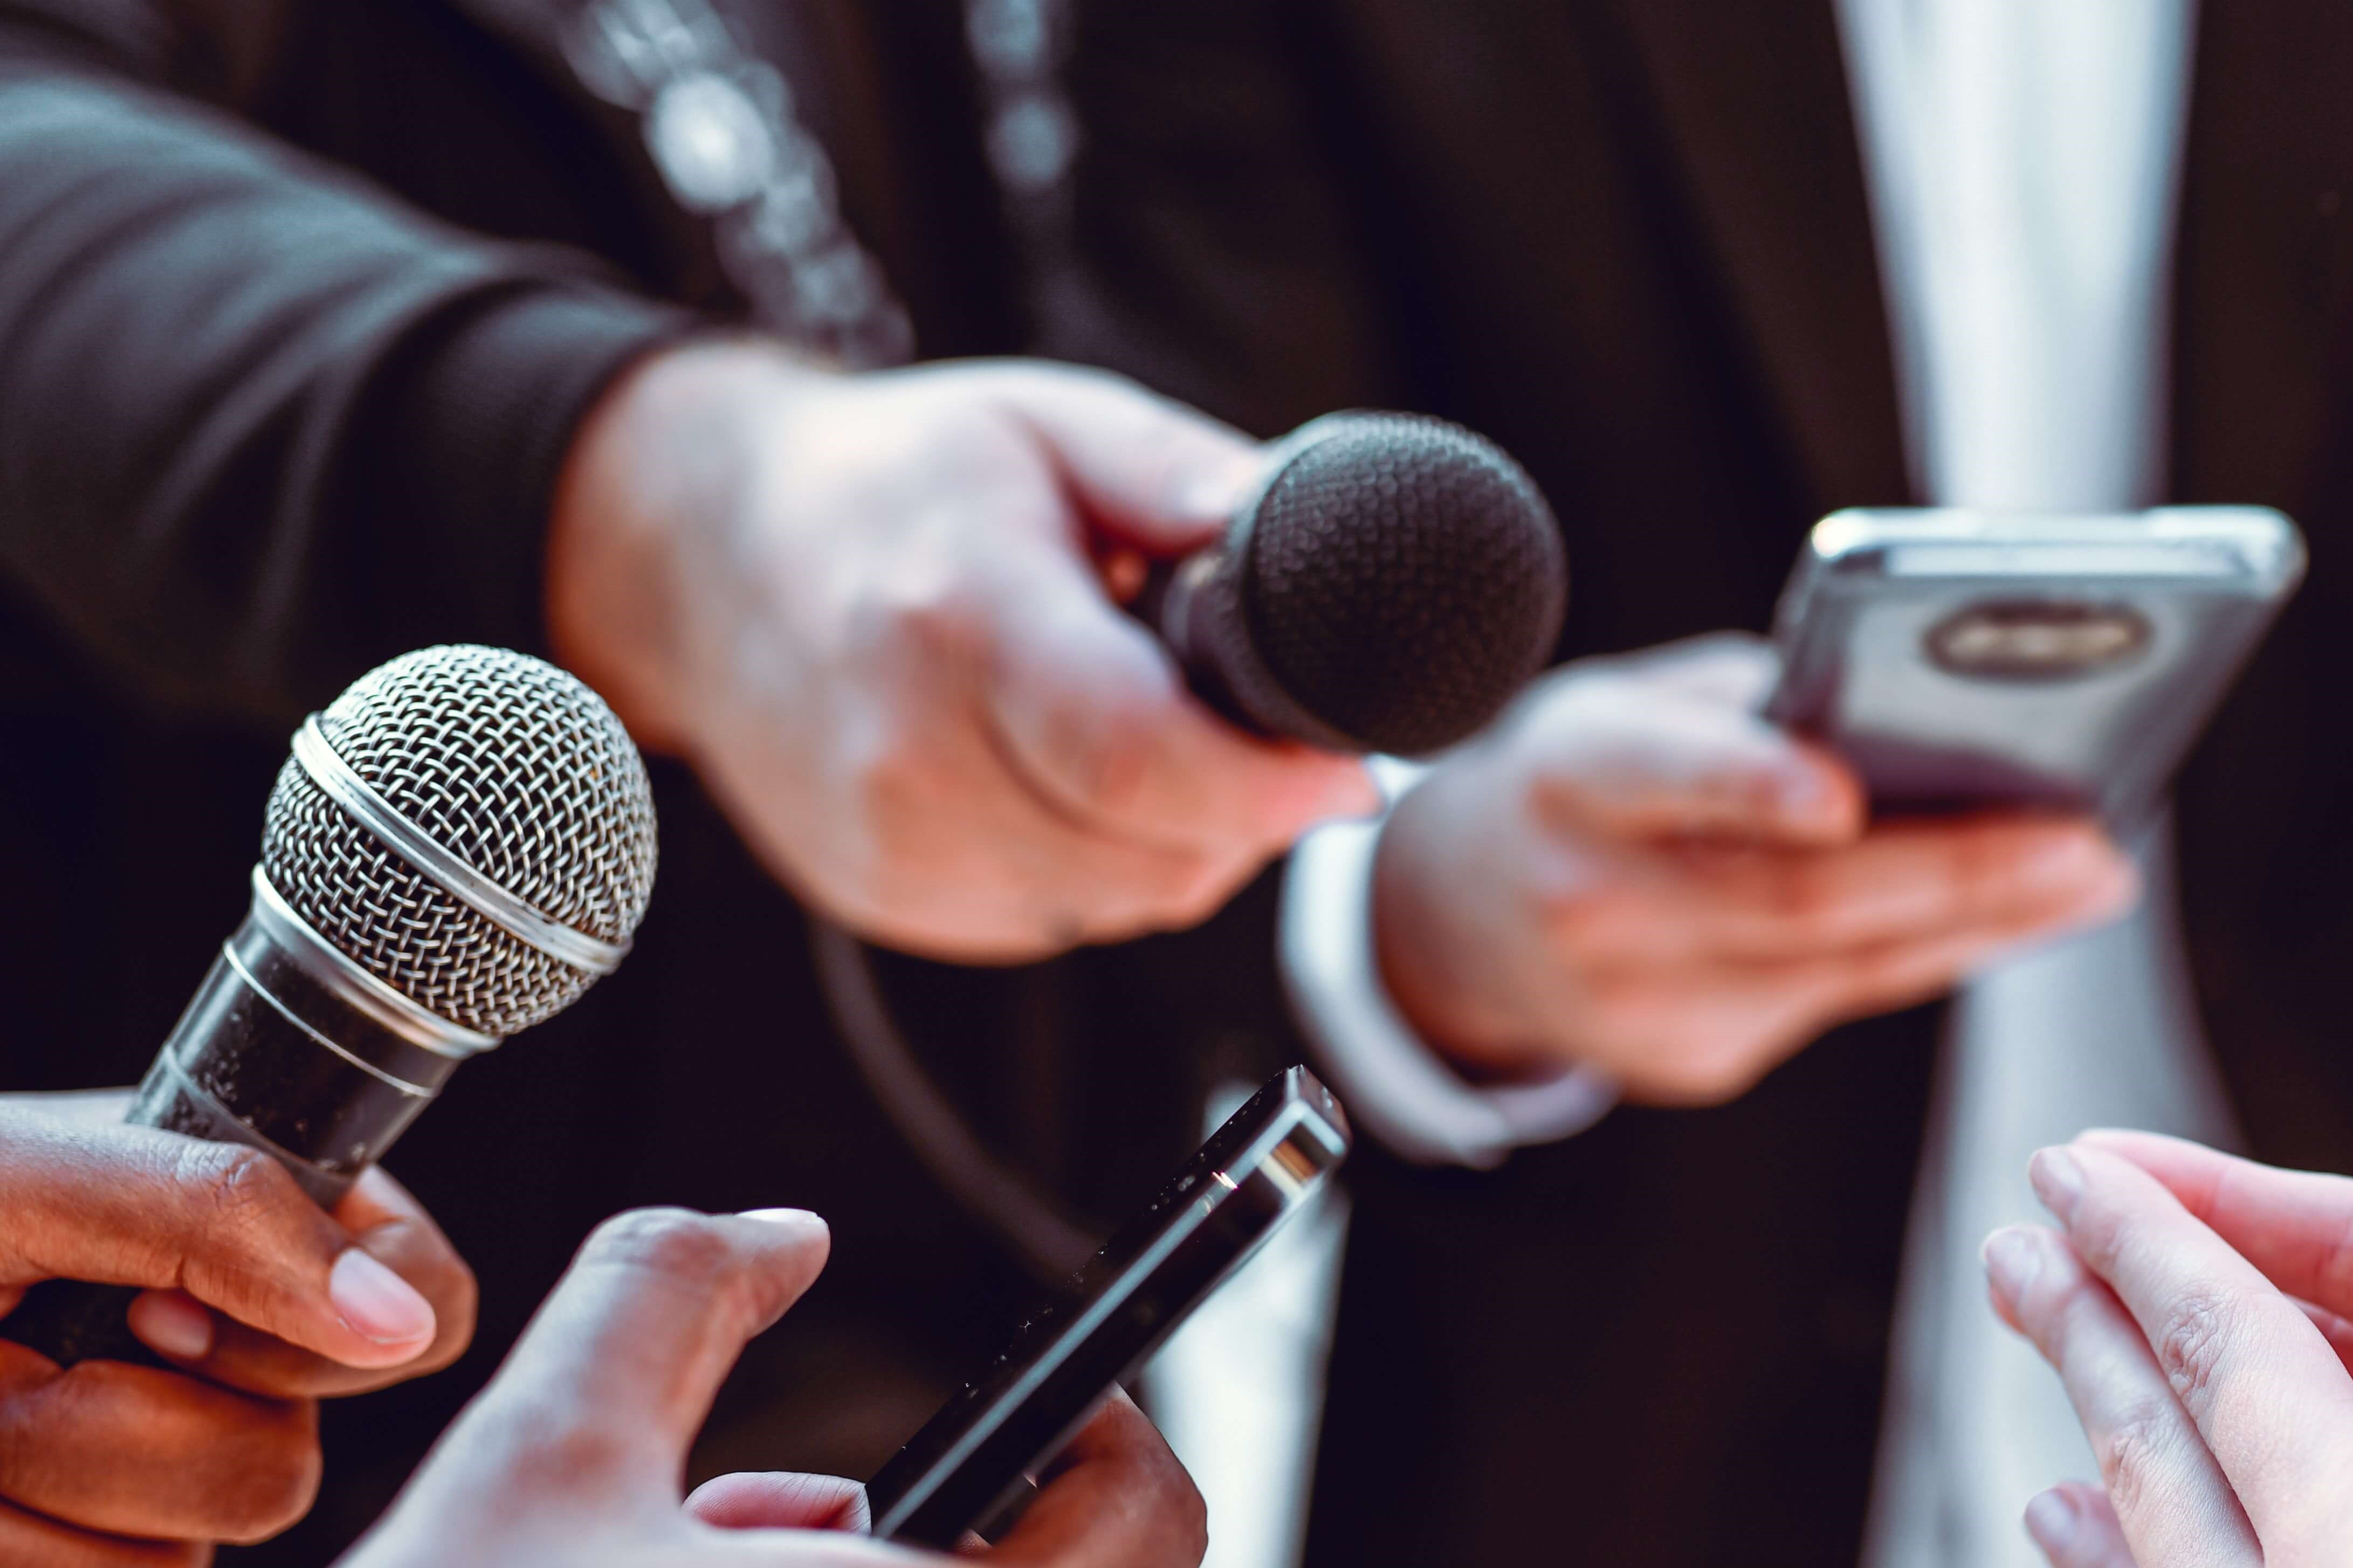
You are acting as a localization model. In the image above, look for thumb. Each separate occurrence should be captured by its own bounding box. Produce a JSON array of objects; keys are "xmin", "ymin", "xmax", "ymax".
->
[
  {"xmin": 986, "ymin": 363, "xmax": 1266, "ymax": 554},
  {"xmin": 0, "ymin": 1113, "xmax": 436, "ymax": 1369},
  {"xmin": 417, "ymin": 1208, "xmax": 829, "ymax": 1512},
  {"xmin": 1516, "ymin": 666, "xmax": 1863, "ymax": 846}
]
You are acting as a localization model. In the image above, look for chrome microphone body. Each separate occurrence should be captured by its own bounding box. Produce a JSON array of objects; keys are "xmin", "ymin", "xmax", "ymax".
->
[
  {"xmin": 125, "ymin": 868, "xmax": 496, "ymax": 1210},
  {"xmin": 9, "ymin": 645, "xmax": 657, "ymax": 1364}
]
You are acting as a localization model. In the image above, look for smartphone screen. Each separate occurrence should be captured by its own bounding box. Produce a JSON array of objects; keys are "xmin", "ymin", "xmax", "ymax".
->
[{"xmin": 866, "ymin": 1066, "xmax": 1350, "ymax": 1548}]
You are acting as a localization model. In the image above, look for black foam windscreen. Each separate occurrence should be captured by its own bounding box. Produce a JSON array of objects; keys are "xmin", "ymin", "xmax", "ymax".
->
[{"xmin": 1236, "ymin": 413, "xmax": 1566, "ymax": 755}]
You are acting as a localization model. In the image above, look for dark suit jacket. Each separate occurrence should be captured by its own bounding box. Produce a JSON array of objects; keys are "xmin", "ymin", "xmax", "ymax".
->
[{"xmin": 1028, "ymin": 3, "xmax": 2353, "ymax": 1563}]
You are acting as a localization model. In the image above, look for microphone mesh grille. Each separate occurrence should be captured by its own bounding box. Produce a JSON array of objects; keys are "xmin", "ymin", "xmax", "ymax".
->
[
  {"xmin": 260, "ymin": 646, "xmax": 657, "ymax": 1038},
  {"xmin": 1241, "ymin": 414, "xmax": 1567, "ymax": 755}
]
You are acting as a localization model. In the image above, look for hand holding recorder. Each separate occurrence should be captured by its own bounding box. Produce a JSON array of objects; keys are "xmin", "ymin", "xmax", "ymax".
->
[{"xmin": 338, "ymin": 1207, "xmax": 1205, "ymax": 1568}]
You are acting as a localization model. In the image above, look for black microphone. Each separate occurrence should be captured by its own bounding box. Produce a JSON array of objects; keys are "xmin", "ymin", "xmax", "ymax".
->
[
  {"xmin": 1136, "ymin": 411, "xmax": 1568, "ymax": 756},
  {"xmin": 5, "ymin": 645, "xmax": 658, "ymax": 1366}
]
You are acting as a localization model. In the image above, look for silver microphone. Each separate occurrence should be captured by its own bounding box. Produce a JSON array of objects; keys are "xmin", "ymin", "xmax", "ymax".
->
[{"xmin": 8, "ymin": 645, "xmax": 658, "ymax": 1364}]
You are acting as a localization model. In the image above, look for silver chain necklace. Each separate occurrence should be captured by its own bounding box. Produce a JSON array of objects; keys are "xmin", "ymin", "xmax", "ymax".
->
[
  {"xmin": 555, "ymin": 0, "xmax": 1077, "ymax": 368},
  {"xmin": 559, "ymin": 0, "xmax": 914, "ymax": 367}
]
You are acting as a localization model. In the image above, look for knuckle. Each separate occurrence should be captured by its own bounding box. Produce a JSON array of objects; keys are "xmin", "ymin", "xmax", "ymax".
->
[
  {"xmin": 848, "ymin": 574, "xmax": 984, "ymax": 673},
  {"xmin": 1038, "ymin": 685, "xmax": 1163, "ymax": 821},
  {"xmin": 844, "ymin": 726, "xmax": 940, "ymax": 825},
  {"xmin": 175, "ymin": 1143, "xmax": 303, "ymax": 1236},
  {"xmin": 2065, "ymin": 1199, "xmax": 2129, "ymax": 1277},
  {"xmin": 582, "ymin": 1208, "xmax": 742, "ymax": 1293},
  {"xmin": 2149, "ymin": 1290, "xmax": 2235, "ymax": 1405},
  {"xmin": 892, "ymin": 585, "xmax": 982, "ymax": 661},
  {"xmin": 2096, "ymin": 1397, "xmax": 2178, "ymax": 1519},
  {"xmin": 218, "ymin": 1411, "xmax": 324, "ymax": 1542},
  {"xmin": 2315, "ymin": 1217, "xmax": 2353, "ymax": 1304},
  {"xmin": 1538, "ymin": 888, "xmax": 1610, "ymax": 950}
]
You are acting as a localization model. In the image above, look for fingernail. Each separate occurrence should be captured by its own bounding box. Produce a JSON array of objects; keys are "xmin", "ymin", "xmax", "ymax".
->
[
  {"xmin": 736, "ymin": 1207, "xmax": 829, "ymax": 1239},
  {"xmin": 2031, "ymin": 1146, "xmax": 2087, "ymax": 1223},
  {"xmin": 1983, "ymin": 1227, "xmax": 2044, "ymax": 1309},
  {"xmin": 2024, "ymin": 1487, "xmax": 2080, "ymax": 1554},
  {"xmin": 127, "ymin": 1291, "xmax": 214, "ymax": 1360},
  {"xmin": 330, "ymin": 1248, "xmax": 436, "ymax": 1346}
]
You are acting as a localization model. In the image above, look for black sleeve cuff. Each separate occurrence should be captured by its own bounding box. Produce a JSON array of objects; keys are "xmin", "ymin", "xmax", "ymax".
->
[{"xmin": 357, "ymin": 280, "xmax": 710, "ymax": 661}]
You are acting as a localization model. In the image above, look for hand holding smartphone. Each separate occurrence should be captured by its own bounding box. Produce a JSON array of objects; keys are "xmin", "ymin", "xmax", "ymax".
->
[{"xmin": 1766, "ymin": 507, "xmax": 2303, "ymax": 827}]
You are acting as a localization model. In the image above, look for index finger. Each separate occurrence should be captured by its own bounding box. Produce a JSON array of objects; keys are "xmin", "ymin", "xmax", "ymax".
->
[
  {"xmin": 154, "ymin": 1165, "xmax": 476, "ymax": 1398},
  {"xmin": 2040, "ymin": 1142, "xmax": 2353, "ymax": 1543},
  {"xmin": 979, "ymin": 361, "xmax": 1265, "ymax": 553},
  {"xmin": 983, "ymin": 1391, "xmax": 1205, "ymax": 1568},
  {"xmin": 0, "ymin": 1114, "xmax": 434, "ymax": 1370},
  {"xmin": 1626, "ymin": 814, "xmax": 2134, "ymax": 962},
  {"xmin": 980, "ymin": 548, "xmax": 1377, "ymax": 856},
  {"xmin": 2075, "ymin": 1129, "xmax": 2353, "ymax": 1322},
  {"xmin": 1512, "ymin": 669, "xmax": 1862, "ymax": 845}
]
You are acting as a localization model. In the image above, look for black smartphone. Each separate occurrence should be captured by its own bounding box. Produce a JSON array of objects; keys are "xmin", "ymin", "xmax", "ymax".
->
[{"xmin": 865, "ymin": 1065, "xmax": 1351, "ymax": 1549}]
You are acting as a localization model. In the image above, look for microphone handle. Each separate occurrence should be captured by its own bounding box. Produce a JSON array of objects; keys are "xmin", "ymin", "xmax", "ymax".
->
[
  {"xmin": 1132, "ymin": 554, "xmax": 1249, "ymax": 733},
  {"xmin": 1132, "ymin": 549, "xmax": 1363, "ymax": 755},
  {"xmin": 5, "ymin": 890, "xmax": 467, "ymax": 1367}
]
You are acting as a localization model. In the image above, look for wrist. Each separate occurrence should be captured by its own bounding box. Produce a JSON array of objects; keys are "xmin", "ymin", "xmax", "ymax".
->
[
  {"xmin": 545, "ymin": 336, "xmax": 827, "ymax": 752},
  {"xmin": 1369, "ymin": 782, "xmax": 1560, "ymax": 1081}
]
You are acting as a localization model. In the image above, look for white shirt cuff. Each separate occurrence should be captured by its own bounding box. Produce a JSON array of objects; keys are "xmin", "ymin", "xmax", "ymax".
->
[{"xmin": 1279, "ymin": 758, "xmax": 1618, "ymax": 1170}]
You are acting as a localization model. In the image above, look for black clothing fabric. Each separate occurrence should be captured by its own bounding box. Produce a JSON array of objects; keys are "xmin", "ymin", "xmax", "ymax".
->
[
  {"xmin": 0, "ymin": 3, "xmax": 1056, "ymax": 1560},
  {"xmin": 0, "ymin": 16, "xmax": 683, "ymax": 721},
  {"xmin": 1038, "ymin": 2, "xmax": 2353, "ymax": 1564}
]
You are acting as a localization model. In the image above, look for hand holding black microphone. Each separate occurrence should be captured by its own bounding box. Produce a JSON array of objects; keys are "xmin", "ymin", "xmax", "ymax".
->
[{"xmin": 547, "ymin": 350, "xmax": 1567, "ymax": 963}]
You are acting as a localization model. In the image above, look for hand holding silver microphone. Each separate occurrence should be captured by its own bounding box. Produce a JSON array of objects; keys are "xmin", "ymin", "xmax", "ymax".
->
[
  {"xmin": 0, "ymin": 1090, "xmax": 471, "ymax": 1563},
  {"xmin": 4, "ymin": 645, "xmax": 657, "ymax": 1369}
]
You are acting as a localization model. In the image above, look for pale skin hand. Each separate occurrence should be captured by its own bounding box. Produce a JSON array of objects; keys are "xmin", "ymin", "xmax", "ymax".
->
[
  {"xmin": 1372, "ymin": 636, "xmax": 2141, "ymax": 1102},
  {"xmin": 340, "ymin": 1206, "xmax": 1206, "ymax": 1568},
  {"xmin": 0, "ymin": 1093, "xmax": 473, "ymax": 1565},
  {"xmin": 1986, "ymin": 1131, "xmax": 2353, "ymax": 1567},
  {"xmin": 549, "ymin": 344, "xmax": 1378, "ymax": 964}
]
